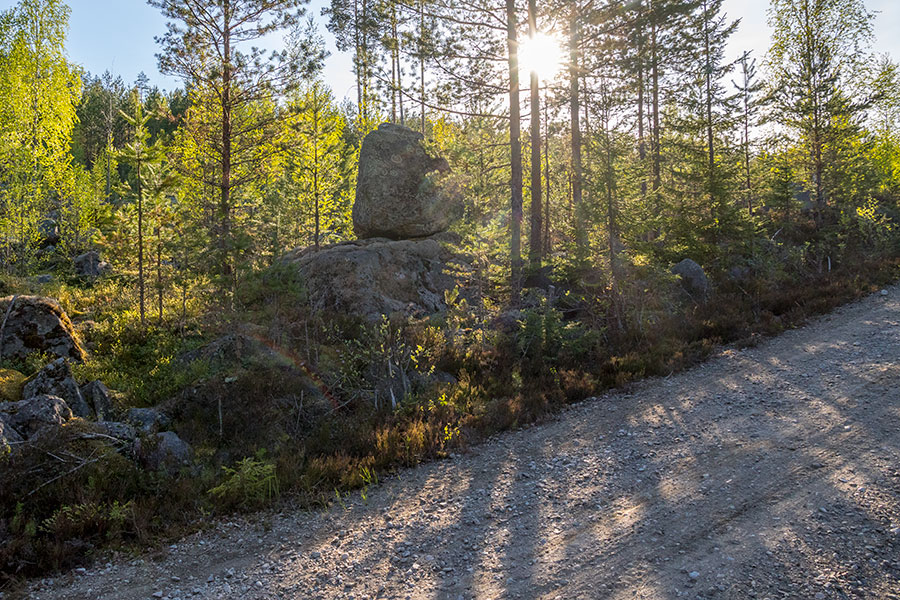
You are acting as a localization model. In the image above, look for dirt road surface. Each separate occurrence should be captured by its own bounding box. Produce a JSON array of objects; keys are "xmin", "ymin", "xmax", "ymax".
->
[{"xmin": 19, "ymin": 286, "xmax": 900, "ymax": 600}]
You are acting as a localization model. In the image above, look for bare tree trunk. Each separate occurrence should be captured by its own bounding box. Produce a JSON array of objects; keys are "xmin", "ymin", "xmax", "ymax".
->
[
  {"xmin": 569, "ymin": 9, "xmax": 586, "ymax": 263},
  {"xmin": 420, "ymin": 0, "xmax": 426, "ymax": 135},
  {"xmin": 702, "ymin": 0, "xmax": 717, "ymax": 232},
  {"xmin": 506, "ymin": 0, "xmax": 523, "ymax": 304},
  {"xmin": 544, "ymin": 95, "xmax": 551, "ymax": 256},
  {"xmin": 636, "ymin": 0, "xmax": 647, "ymax": 200},
  {"xmin": 221, "ymin": 0, "xmax": 234, "ymax": 308},
  {"xmin": 314, "ymin": 104, "xmax": 321, "ymax": 251},
  {"xmin": 650, "ymin": 12, "xmax": 661, "ymax": 195},
  {"xmin": 137, "ymin": 153, "xmax": 145, "ymax": 326},
  {"xmin": 156, "ymin": 226, "xmax": 163, "ymax": 322},
  {"xmin": 527, "ymin": 0, "xmax": 543, "ymax": 272}
]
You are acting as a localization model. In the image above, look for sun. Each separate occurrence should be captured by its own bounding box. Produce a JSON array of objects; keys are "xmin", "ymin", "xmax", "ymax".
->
[{"xmin": 518, "ymin": 31, "xmax": 566, "ymax": 80}]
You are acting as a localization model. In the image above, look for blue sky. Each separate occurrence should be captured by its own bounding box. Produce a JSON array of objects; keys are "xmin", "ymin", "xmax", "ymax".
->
[{"xmin": 1, "ymin": 0, "xmax": 898, "ymax": 100}]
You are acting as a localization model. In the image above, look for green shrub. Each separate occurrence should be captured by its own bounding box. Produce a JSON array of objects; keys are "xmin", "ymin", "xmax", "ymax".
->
[{"xmin": 208, "ymin": 451, "xmax": 280, "ymax": 510}]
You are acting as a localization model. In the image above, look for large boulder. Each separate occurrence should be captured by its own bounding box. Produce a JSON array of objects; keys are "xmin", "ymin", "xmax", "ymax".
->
[
  {"xmin": 671, "ymin": 259, "xmax": 711, "ymax": 301},
  {"xmin": 353, "ymin": 123, "xmax": 457, "ymax": 240},
  {"xmin": 73, "ymin": 251, "xmax": 110, "ymax": 278},
  {"xmin": 0, "ymin": 394, "xmax": 72, "ymax": 439},
  {"xmin": 23, "ymin": 358, "xmax": 92, "ymax": 419},
  {"xmin": 0, "ymin": 296, "xmax": 86, "ymax": 362},
  {"xmin": 284, "ymin": 237, "xmax": 453, "ymax": 320}
]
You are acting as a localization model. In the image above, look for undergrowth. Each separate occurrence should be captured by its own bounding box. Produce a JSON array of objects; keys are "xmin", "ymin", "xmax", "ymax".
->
[{"xmin": 1, "ymin": 243, "xmax": 899, "ymax": 586}]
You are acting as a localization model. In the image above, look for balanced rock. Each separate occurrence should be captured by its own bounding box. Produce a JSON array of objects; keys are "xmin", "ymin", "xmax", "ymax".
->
[
  {"xmin": 353, "ymin": 123, "xmax": 456, "ymax": 240},
  {"xmin": 0, "ymin": 296, "xmax": 86, "ymax": 362},
  {"xmin": 23, "ymin": 358, "xmax": 92, "ymax": 419},
  {"xmin": 285, "ymin": 237, "xmax": 452, "ymax": 320},
  {"xmin": 672, "ymin": 258, "xmax": 710, "ymax": 301}
]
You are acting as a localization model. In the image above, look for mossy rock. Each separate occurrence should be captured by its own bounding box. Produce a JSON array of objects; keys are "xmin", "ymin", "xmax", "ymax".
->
[{"xmin": 0, "ymin": 368, "xmax": 26, "ymax": 402}]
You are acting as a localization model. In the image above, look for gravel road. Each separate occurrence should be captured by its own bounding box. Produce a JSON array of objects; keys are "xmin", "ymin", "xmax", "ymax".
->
[{"xmin": 20, "ymin": 286, "xmax": 900, "ymax": 600}]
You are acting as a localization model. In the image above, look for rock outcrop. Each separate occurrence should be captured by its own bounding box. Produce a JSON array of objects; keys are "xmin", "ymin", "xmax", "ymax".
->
[
  {"xmin": 0, "ymin": 394, "xmax": 72, "ymax": 439},
  {"xmin": 353, "ymin": 124, "xmax": 457, "ymax": 240},
  {"xmin": 23, "ymin": 358, "xmax": 92, "ymax": 419},
  {"xmin": 284, "ymin": 123, "xmax": 466, "ymax": 320},
  {"xmin": 285, "ymin": 237, "xmax": 452, "ymax": 320},
  {"xmin": 672, "ymin": 259, "xmax": 710, "ymax": 301},
  {"xmin": 178, "ymin": 333, "xmax": 281, "ymax": 370},
  {"xmin": 0, "ymin": 296, "xmax": 86, "ymax": 362}
]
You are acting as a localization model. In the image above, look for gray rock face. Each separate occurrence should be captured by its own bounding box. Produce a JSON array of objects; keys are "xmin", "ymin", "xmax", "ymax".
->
[
  {"xmin": 96, "ymin": 421, "xmax": 138, "ymax": 442},
  {"xmin": 353, "ymin": 123, "xmax": 456, "ymax": 240},
  {"xmin": 81, "ymin": 380, "xmax": 115, "ymax": 421},
  {"xmin": 127, "ymin": 407, "xmax": 170, "ymax": 434},
  {"xmin": 672, "ymin": 259, "xmax": 711, "ymax": 301},
  {"xmin": 137, "ymin": 431, "xmax": 193, "ymax": 474},
  {"xmin": 0, "ymin": 296, "xmax": 86, "ymax": 363},
  {"xmin": 285, "ymin": 237, "xmax": 453, "ymax": 320},
  {"xmin": 0, "ymin": 415, "xmax": 23, "ymax": 451},
  {"xmin": 0, "ymin": 395, "xmax": 72, "ymax": 438},
  {"xmin": 23, "ymin": 358, "xmax": 92, "ymax": 419},
  {"xmin": 74, "ymin": 251, "xmax": 110, "ymax": 278}
]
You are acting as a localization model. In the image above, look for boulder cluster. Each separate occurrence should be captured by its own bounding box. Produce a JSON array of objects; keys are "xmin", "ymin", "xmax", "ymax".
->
[
  {"xmin": 288, "ymin": 123, "xmax": 462, "ymax": 320},
  {"xmin": 0, "ymin": 297, "xmax": 191, "ymax": 474}
]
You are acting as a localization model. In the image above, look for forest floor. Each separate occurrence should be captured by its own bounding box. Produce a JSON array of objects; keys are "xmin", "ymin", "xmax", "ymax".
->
[{"xmin": 16, "ymin": 286, "xmax": 900, "ymax": 600}]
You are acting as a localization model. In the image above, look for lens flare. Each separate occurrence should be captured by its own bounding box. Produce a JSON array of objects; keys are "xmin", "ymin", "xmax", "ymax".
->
[{"xmin": 519, "ymin": 31, "xmax": 566, "ymax": 80}]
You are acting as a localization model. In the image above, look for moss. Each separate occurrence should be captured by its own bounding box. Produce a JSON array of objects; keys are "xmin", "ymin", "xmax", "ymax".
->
[{"xmin": 0, "ymin": 368, "xmax": 26, "ymax": 402}]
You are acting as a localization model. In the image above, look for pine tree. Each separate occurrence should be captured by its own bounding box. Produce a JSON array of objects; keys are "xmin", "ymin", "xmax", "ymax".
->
[
  {"xmin": 767, "ymin": 0, "xmax": 874, "ymax": 228},
  {"xmin": 117, "ymin": 92, "xmax": 174, "ymax": 326},
  {"xmin": 733, "ymin": 51, "xmax": 763, "ymax": 214},
  {"xmin": 149, "ymin": 0, "xmax": 320, "ymax": 304},
  {"xmin": 284, "ymin": 81, "xmax": 351, "ymax": 250}
]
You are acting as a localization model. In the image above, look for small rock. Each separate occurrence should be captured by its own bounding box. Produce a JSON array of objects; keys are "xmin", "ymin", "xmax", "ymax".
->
[
  {"xmin": 74, "ymin": 250, "xmax": 110, "ymax": 278},
  {"xmin": 688, "ymin": 571, "xmax": 700, "ymax": 580},
  {"xmin": 81, "ymin": 380, "xmax": 115, "ymax": 421},
  {"xmin": 127, "ymin": 407, "xmax": 170, "ymax": 434},
  {"xmin": 135, "ymin": 431, "xmax": 193, "ymax": 474}
]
